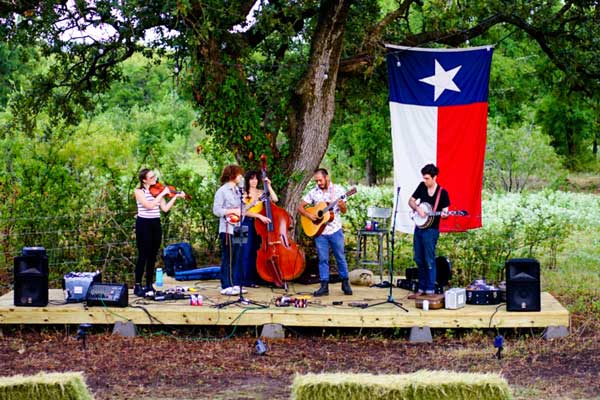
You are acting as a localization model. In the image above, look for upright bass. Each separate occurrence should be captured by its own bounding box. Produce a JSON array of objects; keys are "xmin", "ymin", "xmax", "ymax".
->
[{"xmin": 254, "ymin": 155, "xmax": 305, "ymax": 288}]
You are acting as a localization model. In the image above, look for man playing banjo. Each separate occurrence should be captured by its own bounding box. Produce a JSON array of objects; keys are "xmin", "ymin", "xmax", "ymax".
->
[{"xmin": 408, "ymin": 163, "xmax": 450, "ymax": 297}]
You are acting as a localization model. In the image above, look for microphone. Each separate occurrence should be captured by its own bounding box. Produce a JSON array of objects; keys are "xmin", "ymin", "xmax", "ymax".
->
[
  {"xmin": 396, "ymin": 186, "xmax": 401, "ymax": 196},
  {"xmin": 237, "ymin": 177, "xmax": 245, "ymax": 196}
]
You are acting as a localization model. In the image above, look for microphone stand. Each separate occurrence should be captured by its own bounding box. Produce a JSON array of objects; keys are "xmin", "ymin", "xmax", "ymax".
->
[
  {"xmin": 214, "ymin": 185, "xmax": 268, "ymax": 309},
  {"xmin": 367, "ymin": 186, "xmax": 408, "ymax": 311}
]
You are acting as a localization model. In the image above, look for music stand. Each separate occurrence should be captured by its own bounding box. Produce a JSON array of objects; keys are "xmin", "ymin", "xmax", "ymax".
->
[
  {"xmin": 367, "ymin": 187, "xmax": 408, "ymax": 312},
  {"xmin": 214, "ymin": 187, "xmax": 268, "ymax": 309}
]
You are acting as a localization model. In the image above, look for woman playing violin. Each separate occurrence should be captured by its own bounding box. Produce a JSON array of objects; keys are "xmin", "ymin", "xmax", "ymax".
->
[
  {"xmin": 133, "ymin": 168, "xmax": 186, "ymax": 297},
  {"xmin": 240, "ymin": 170, "xmax": 278, "ymax": 287}
]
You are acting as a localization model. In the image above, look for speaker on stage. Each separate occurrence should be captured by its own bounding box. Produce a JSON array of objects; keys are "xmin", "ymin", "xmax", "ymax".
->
[
  {"xmin": 14, "ymin": 250, "xmax": 49, "ymax": 307},
  {"xmin": 505, "ymin": 258, "xmax": 540, "ymax": 312}
]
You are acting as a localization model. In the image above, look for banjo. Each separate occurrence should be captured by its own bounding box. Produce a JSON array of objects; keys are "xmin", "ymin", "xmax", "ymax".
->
[{"xmin": 410, "ymin": 202, "xmax": 468, "ymax": 229}]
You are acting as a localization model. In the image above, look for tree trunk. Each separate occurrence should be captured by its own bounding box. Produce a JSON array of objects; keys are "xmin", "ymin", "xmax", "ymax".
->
[
  {"xmin": 365, "ymin": 158, "xmax": 377, "ymax": 186},
  {"xmin": 281, "ymin": 0, "xmax": 352, "ymax": 215}
]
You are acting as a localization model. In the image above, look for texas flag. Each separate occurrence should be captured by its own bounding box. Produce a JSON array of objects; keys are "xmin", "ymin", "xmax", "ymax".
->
[{"xmin": 386, "ymin": 45, "xmax": 494, "ymax": 233}]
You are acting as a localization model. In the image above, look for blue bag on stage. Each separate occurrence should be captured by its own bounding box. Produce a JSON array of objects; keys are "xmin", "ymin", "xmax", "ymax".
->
[
  {"xmin": 174, "ymin": 266, "xmax": 221, "ymax": 281},
  {"xmin": 162, "ymin": 242, "xmax": 197, "ymax": 277}
]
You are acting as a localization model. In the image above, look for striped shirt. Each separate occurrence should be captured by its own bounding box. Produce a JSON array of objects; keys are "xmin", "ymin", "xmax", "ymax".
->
[{"xmin": 136, "ymin": 188, "xmax": 160, "ymax": 219}]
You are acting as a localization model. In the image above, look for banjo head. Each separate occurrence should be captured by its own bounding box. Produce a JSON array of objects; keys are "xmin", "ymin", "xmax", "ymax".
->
[{"xmin": 413, "ymin": 202, "xmax": 433, "ymax": 229}]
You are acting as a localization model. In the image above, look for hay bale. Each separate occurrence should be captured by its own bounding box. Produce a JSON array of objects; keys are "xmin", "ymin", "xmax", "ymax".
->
[
  {"xmin": 348, "ymin": 269, "xmax": 374, "ymax": 286},
  {"xmin": 0, "ymin": 371, "xmax": 93, "ymax": 400},
  {"xmin": 291, "ymin": 370, "xmax": 512, "ymax": 400}
]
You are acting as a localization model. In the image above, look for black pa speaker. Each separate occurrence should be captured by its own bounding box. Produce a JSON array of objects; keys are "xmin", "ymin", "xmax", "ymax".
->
[
  {"xmin": 14, "ymin": 254, "xmax": 49, "ymax": 307},
  {"xmin": 505, "ymin": 258, "xmax": 541, "ymax": 312}
]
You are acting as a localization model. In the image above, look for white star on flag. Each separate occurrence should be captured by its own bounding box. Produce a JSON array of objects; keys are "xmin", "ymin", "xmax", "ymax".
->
[{"xmin": 419, "ymin": 59, "xmax": 462, "ymax": 101}]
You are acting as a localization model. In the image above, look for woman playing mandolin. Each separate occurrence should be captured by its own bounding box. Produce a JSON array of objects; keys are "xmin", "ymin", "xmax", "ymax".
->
[
  {"xmin": 212, "ymin": 164, "xmax": 247, "ymax": 296},
  {"xmin": 240, "ymin": 170, "xmax": 277, "ymax": 287},
  {"xmin": 133, "ymin": 168, "xmax": 186, "ymax": 297}
]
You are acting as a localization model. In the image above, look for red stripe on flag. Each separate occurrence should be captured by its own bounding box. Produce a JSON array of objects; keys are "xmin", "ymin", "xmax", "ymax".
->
[{"xmin": 436, "ymin": 102, "xmax": 488, "ymax": 232}]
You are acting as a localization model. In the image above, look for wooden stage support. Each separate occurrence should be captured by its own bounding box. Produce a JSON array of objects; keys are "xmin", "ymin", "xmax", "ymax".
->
[{"xmin": 0, "ymin": 279, "xmax": 569, "ymax": 330}]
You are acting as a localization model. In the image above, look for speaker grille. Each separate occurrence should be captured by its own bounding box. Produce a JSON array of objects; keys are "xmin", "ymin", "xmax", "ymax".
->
[
  {"xmin": 506, "ymin": 258, "xmax": 540, "ymax": 281},
  {"xmin": 14, "ymin": 276, "xmax": 49, "ymax": 307},
  {"xmin": 505, "ymin": 258, "xmax": 541, "ymax": 312}
]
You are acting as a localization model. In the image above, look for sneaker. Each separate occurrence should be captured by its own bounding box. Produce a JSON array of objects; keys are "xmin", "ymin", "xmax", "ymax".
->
[
  {"xmin": 220, "ymin": 287, "xmax": 234, "ymax": 295},
  {"xmin": 232, "ymin": 286, "xmax": 247, "ymax": 294}
]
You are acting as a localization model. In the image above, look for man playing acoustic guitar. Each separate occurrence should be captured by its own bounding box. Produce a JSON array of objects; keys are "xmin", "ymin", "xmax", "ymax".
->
[
  {"xmin": 297, "ymin": 168, "xmax": 353, "ymax": 297},
  {"xmin": 408, "ymin": 163, "xmax": 450, "ymax": 297}
]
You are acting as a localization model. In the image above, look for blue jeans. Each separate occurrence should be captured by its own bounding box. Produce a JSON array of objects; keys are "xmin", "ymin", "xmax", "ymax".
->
[
  {"xmin": 219, "ymin": 232, "xmax": 241, "ymax": 289},
  {"xmin": 413, "ymin": 228, "xmax": 439, "ymax": 293},
  {"xmin": 314, "ymin": 229, "xmax": 349, "ymax": 282}
]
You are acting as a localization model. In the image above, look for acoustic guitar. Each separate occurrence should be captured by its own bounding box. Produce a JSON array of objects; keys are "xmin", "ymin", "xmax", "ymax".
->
[
  {"xmin": 410, "ymin": 202, "xmax": 468, "ymax": 229},
  {"xmin": 300, "ymin": 187, "xmax": 357, "ymax": 237}
]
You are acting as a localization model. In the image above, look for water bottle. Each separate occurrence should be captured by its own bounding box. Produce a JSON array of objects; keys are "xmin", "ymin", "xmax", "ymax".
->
[{"xmin": 155, "ymin": 268, "xmax": 163, "ymax": 288}]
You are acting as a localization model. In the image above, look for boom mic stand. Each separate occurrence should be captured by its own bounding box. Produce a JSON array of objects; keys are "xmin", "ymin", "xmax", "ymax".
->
[
  {"xmin": 367, "ymin": 187, "xmax": 408, "ymax": 312},
  {"xmin": 214, "ymin": 186, "xmax": 268, "ymax": 309}
]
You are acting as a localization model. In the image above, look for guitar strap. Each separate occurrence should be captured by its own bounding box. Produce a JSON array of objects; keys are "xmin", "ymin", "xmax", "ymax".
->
[{"xmin": 433, "ymin": 185, "xmax": 443, "ymax": 212}]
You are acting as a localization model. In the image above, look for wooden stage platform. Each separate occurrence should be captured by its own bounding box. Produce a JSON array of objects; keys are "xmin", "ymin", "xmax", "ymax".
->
[{"xmin": 0, "ymin": 279, "xmax": 570, "ymax": 330}]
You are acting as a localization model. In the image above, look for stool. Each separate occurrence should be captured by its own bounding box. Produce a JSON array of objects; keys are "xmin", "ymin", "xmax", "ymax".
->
[{"xmin": 356, "ymin": 207, "xmax": 391, "ymax": 282}]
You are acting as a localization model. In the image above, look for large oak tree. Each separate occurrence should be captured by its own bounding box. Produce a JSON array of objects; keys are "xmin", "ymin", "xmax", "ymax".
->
[{"xmin": 1, "ymin": 0, "xmax": 598, "ymax": 212}]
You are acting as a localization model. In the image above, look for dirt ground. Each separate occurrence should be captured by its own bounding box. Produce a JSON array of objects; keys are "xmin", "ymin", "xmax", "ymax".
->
[{"xmin": 1, "ymin": 307, "xmax": 599, "ymax": 400}]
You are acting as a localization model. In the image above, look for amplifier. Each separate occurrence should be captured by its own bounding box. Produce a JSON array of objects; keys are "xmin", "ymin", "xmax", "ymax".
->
[
  {"xmin": 466, "ymin": 289, "xmax": 501, "ymax": 305},
  {"xmin": 444, "ymin": 288, "xmax": 466, "ymax": 309},
  {"xmin": 86, "ymin": 283, "xmax": 128, "ymax": 307},
  {"xmin": 63, "ymin": 271, "xmax": 102, "ymax": 303}
]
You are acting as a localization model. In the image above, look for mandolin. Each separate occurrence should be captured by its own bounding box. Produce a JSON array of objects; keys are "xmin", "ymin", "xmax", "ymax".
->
[
  {"xmin": 410, "ymin": 202, "xmax": 468, "ymax": 229},
  {"xmin": 300, "ymin": 187, "xmax": 357, "ymax": 237}
]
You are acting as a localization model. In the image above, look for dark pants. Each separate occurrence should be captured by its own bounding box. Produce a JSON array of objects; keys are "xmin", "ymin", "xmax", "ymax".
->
[
  {"xmin": 135, "ymin": 217, "xmax": 162, "ymax": 287},
  {"xmin": 413, "ymin": 227, "xmax": 439, "ymax": 293},
  {"xmin": 240, "ymin": 217, "xmax": 259, "ymax": 286},
  {"xmin": 219, "ymin": 232, "xmax": 241, "ymax": 289}
]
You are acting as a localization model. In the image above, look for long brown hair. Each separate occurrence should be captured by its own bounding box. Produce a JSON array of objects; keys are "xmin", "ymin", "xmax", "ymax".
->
[{"xmin": 138, "ymin": 168, "xmax": 152, "ymax": 189}]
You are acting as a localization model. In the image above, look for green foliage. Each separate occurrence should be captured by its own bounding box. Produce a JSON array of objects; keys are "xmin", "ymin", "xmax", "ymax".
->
[
  {"xmin": 536, "ymin": 90, "xmax": 597, "ymax": 170},
  {"xmin": 0, "ymin": 52, "xmax": 220, "ymax": 286},
  {"xmin": 484, "ymin": 119, "xmax": 566, "ymax": 192},
  {"xmin": 329, "ymin": 68, "xmax": 393, "ymax": 185},
  {"xmin": 342, "ymin": 186, "xmax": 597, "ymax": 288}
]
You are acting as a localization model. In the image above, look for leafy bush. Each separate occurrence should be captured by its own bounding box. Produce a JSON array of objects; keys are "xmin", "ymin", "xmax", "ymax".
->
[{"xmin": 343, "ymin": 186, "xmax": 599, "ymax": 286}]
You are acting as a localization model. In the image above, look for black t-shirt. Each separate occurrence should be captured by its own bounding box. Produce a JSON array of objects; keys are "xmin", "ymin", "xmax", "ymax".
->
[{"xmin": 411, "ymin": 182, "xmax": 450, "ymax": 229}]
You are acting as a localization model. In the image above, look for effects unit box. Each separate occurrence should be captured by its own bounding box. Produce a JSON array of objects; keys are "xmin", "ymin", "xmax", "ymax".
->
[{"xmin": 444, "ymin": 288, "xmax": 466, "ymax": 309}]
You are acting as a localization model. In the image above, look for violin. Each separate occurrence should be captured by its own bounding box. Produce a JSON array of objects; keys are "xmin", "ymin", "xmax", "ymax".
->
[{"xmin": 149, "ymin": 181, "xmax": 192, "ymax": 200}]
